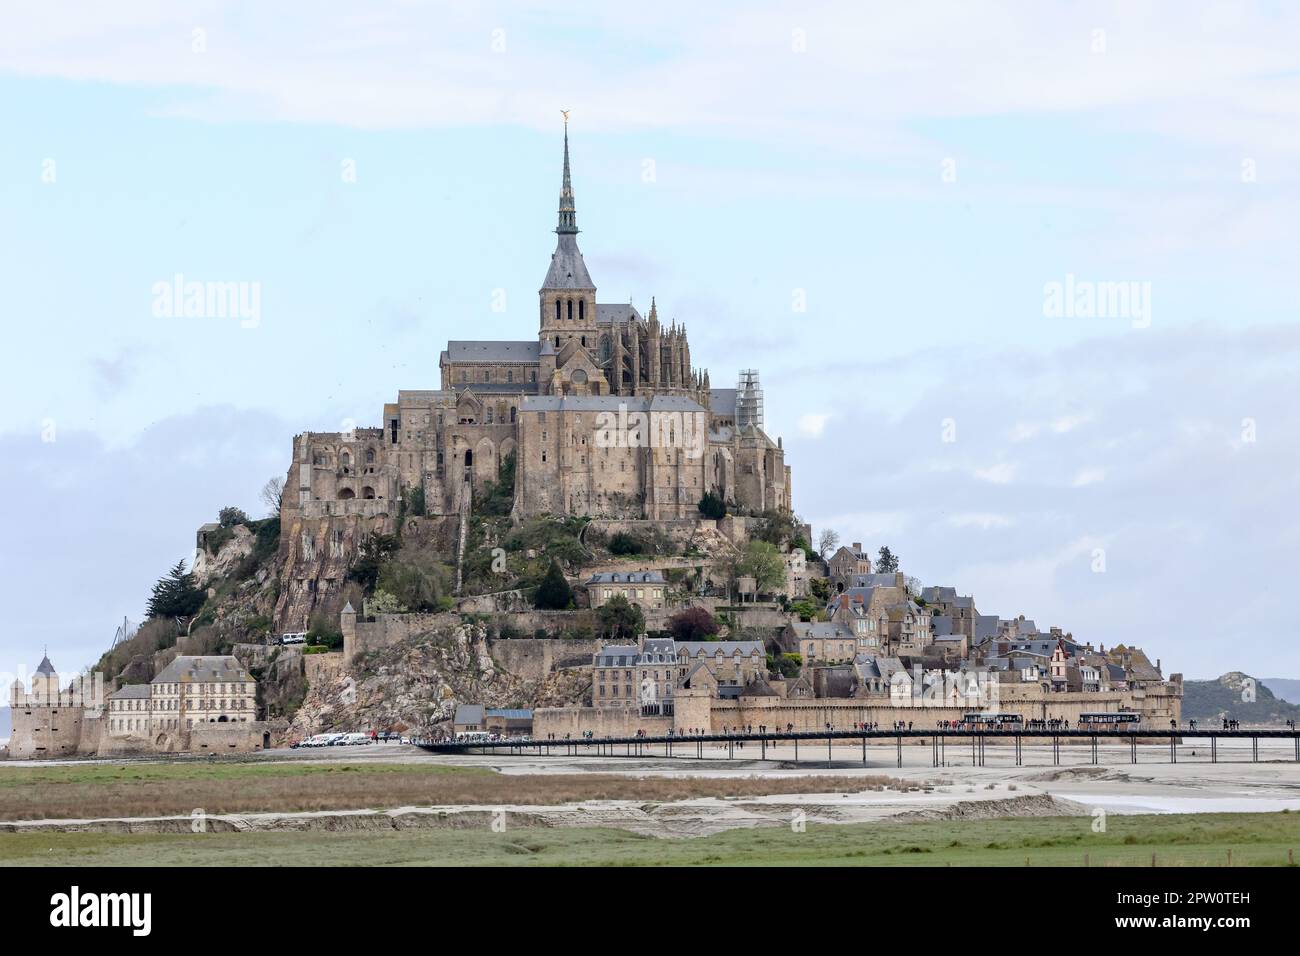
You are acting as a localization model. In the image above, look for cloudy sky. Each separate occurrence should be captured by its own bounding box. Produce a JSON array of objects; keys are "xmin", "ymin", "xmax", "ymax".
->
[{"xmin": 1, "ymin": 1, "xmax": 1297, "ymax": 682}]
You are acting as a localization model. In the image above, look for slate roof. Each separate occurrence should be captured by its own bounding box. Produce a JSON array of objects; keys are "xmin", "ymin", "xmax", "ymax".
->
[
  {"xmin": 594, "ymin": 644, "xmax": 639, "ymax": 667},
  {"xmin": 522, "ymin": 394, "xmax": 706, "ymax": 414},
  {"xmin": 708, "ymin": 388, "xmax": 738, "ymax": 416},
  {"xmin": 542, "ymin": 234, "xmax": 595, "ymax": 290},
  {"xmin": 676, "ymin": 640, "xmax": 763, "ymax": 659},
  {"xmin": 110, "ymin": 684, "xmax": 151, "ymax": 700},
  {"xmin": 485, "ymin": 708, "xmax": 533, "ymax": 720},
  {"xmin": 849, "ymin": 573, "xmax": 903, "ymax": 589},
  {"xmin": 35, "ymin": 655, "xmax": 56, "ymax": 676},
  {"xmin": 454, "ymin": 704, "xmax": 485, "ymax": 725},
  {"xmin": 445, "ymin": 341, "xmax": 541, "ymax": 363},
  {"xmin": 638, "ymin": 638, "xmax": 676, "ymax": 663},
  {"xmin": 587, "ymin": 571, "xmax": 666, "ymax": 585},
  {"xmin": 595, "ymin": 303, "xmax": 643, "ymax": 325},
  {"xmin": 795, "ymin": 622, "xmax": 855, "ymax": 641},
  {"xmin": 152, "ymin": 656, "xmax": 252, "ymax": 684}
]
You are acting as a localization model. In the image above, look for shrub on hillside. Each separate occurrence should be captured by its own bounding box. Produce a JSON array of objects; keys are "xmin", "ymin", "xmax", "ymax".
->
[
  {"xmin": 698, "ymin": 491, "xmax": 726, "ymax": 520},
  {"xmin": 608, "ymin": 531, "xmax": 647, "ymax": 555},
  {"xmin": 534, "ymin": 559, "xmax": 573, "ymax": 610},
  {"xmin": 667, "ymin": 606, "xmax": 720, "ymax": 641}
]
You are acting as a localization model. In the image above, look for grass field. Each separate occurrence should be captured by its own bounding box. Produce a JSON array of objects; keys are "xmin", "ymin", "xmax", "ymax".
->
[
  {"xmin": 0, "ymin": 760, "xmax": 899, "ymax": 820},
  {"xmin": 1, "ymin": 812, "xmax": 1297, "ymax": 866}
]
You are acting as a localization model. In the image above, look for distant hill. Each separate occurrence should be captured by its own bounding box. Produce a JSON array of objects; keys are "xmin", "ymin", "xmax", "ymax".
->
[
  {"xmin": 1263, "ymin": 678, "xmax": 1300, "ymax": 705},
  {"xmin": 1182, "ymin": 673, "xmax": 1300, "ymax": 726}
]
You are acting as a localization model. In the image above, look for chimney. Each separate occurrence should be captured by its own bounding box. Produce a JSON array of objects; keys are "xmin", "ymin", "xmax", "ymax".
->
[{"xmin": 852, "ymin": 542, "xmax": 862, "ymax": 552}]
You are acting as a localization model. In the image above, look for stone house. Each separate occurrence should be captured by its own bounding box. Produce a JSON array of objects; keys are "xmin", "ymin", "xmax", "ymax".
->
[{"xmin": 586, "ymin": 570, "xmax": 668, "ymax": 611}]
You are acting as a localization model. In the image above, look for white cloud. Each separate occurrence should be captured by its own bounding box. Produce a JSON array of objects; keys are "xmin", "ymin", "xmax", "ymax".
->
[
  {"xmin": 798, "ymin": 413, "xmax": 830, "ymax": 438},
  {"xmin": 973, "ymin": 462, "xmax": 1017, "ymax": 484},
  {"xmin": 949, "ymin": 513, "xmax": 1014, "ymax": 530},
  {"xmin": 797, "ymin": 322, "xmax": 1300, "ymax": 678}
]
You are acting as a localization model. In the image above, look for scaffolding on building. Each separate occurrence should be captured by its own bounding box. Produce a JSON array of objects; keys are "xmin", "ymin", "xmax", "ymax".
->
[{"xmin": 735, "ymin": 369, "xmax": 764, "ymax": 430}]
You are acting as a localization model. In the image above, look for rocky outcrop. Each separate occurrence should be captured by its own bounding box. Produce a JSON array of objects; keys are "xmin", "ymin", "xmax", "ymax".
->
[
  {"xmin": 194, "ymin": 524, "xmax": 255, "ymax": 585},
  {"xmin": 288, "ymin": 623, "xmax": 591, "ymax": 738}
]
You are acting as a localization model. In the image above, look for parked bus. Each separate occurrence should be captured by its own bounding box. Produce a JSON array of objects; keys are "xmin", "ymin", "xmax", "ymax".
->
[
  {"xmin": 960, "ymin": 713, "xmax": 1023, "ymax": 728},
  {"xmin": 1078, "ymin": 712, "xmax": 1142, "ymax": 730}
]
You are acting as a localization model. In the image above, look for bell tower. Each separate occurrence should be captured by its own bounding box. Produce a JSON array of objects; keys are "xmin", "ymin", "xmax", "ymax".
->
[{"xmin": 539, "ymin": 113, "xmax": 597, "ymax": 353}]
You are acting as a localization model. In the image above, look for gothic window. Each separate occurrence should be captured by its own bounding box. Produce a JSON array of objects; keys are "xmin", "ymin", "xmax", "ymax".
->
[
  {"xmin": 555, "ymin": 299, "xmax": 561, "ymax": 323},
  {"xmin": 530, "ymin": 370, "xmax": 537, "ymax": 383},
  {"xmin": 554, "ymin": 336, "xmax": 560, "ymax": 348},
  {"xmin": 509, "ymin": 406, "xmax": 516, "ymax": 423},
  {"xmin": 581, "ymin": 336, "xmax": 587, "ymax": 347},
  {"xmin": 506, "ymin": 369, "xmax": 513, "ymax": 383},
  {"xmin": 579, "ymin": 299, "xmax": 585, "ymax": 322},
  {"xmin": 365, "ymin": 448, "xmax": 375, "ymax": 464},
  {"xmin": 567, "ymin": 299, "xmax": 573, "ymax": 321}
]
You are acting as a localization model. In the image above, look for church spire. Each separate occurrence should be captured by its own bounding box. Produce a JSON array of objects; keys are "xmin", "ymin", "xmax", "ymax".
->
[{"xmin": 556, "ymin": 111, "xmax": 578, "ymax": 235}]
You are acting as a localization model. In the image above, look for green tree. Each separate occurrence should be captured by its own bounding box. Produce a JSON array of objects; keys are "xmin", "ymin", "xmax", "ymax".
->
[
  {"xmin": 809, "ymin": 577, "xmax": 830, "ymax": 602},
  {"xmin": 145, "ymin": 560, "xmax": 206, "ymax": 620},
  {"xmin": 377, "ymin": 559, "xmax": 450, "ymax": 612},
  {"xmin": 218, "ymin": 506, "xmax": 249, "ymax": 527},
  {"xmin": 534, "ymin": 559, "xmax": 573, "ymax": 610},
  {"xmin": 769, "ymin": 652, "xmax": 802, "ymax": 678},
  {"xmin": 789, "ymin": 598, "xmax": 820, "ymax": 622},
  {"xmin": 474, "ymin": 452, "xmax": 516, "ymax": 516},
  {"xmin": 876, "ymin": 545, "xmax": 899, "ymax": 573},
  {"xmin": 608, "ymin": 531, "xmax": 646, "ymax": 555},
  {"xmin": 739, "ymin": 540, "xmax": 786, "ymax": 595},
  {"xmin": 347, "ymin": 533, "xmax": 400, "ymax": 591},
  {"xmin": 667, "ymin": 606, "xmax": 720, "ymax": 641},
  {"xmin": 698, "ymin": 491, "xmax": 726, "ymax": 520},
  {"xmin": 597, "ymin": 594, "xmax": 644, "ymax": 641}
]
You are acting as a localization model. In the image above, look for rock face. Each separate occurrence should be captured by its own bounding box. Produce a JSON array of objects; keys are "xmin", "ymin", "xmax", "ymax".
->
[
  {"xmin": 287, "ymin": 623, "xmax": 591, "ymax": 738},
  {"xmin": 193, "ymin": 524, "xmax": 255, "ymax": 585},
  {"xmin": 274, "ymin": 514, "xmax": 390, "ymax": 631}
]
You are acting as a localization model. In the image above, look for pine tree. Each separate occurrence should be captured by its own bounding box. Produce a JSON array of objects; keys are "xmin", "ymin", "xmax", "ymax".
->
[
  {"xmin": 876, "ymin": 546, "xmax": 899, "ymax": 573},
  {"xmin": 534, "ymin": 559, "xmax": 573, "ymax": 610},
  {"xmin": 146, "ymin": 560, "xmax": 206, "ymax": 620}
]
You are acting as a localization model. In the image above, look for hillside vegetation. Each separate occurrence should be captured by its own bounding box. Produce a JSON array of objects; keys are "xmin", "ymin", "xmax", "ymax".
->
[{"xmin": 1182, "ymin": 672, "xmax": 1300, "ymax": 725}]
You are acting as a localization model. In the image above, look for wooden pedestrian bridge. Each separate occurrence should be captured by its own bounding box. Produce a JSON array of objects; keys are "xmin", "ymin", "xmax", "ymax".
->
[{"xmin": 415, "ymin": 726, "xmax": 1300, "ymax": 768}]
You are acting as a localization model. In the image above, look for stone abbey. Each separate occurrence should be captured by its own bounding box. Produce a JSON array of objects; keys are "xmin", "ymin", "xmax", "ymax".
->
[{"xmin": 282, "ymin": 122, "xmax": 791, "ymax": 530}]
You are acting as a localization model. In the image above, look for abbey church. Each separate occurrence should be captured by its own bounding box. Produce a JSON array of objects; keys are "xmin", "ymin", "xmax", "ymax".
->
[{"xmin": 282, "ymin": 123, "xmax": 791, "ymax": 531}]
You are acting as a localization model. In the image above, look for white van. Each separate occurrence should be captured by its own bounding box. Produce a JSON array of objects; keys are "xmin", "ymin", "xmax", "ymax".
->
[{"xmin": 278, "ymin": 632, "xmax": 308, "ymax": 646}]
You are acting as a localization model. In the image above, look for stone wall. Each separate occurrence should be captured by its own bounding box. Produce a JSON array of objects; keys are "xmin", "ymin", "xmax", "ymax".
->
[
  {"xmin": 304, "ymin": 651, "xmax": 346, "ymax": 685},
  {"xmin": 6, "ymin": 704, "xmax": 96, "ymax": 759},
  {"xmin": 489, "ymin": 639, "xmax": 601, "ymax": 682},
  {"xmin": 535, "ymin": 684, "xmax": 1182, "ymax": 739},
  {"xmin": 188, "ymin": 721, "xmax": 271, "ymax": 753},
  {"xmin": 534, "ymin": 706, "xmax": 673, "ymax": 739}
]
